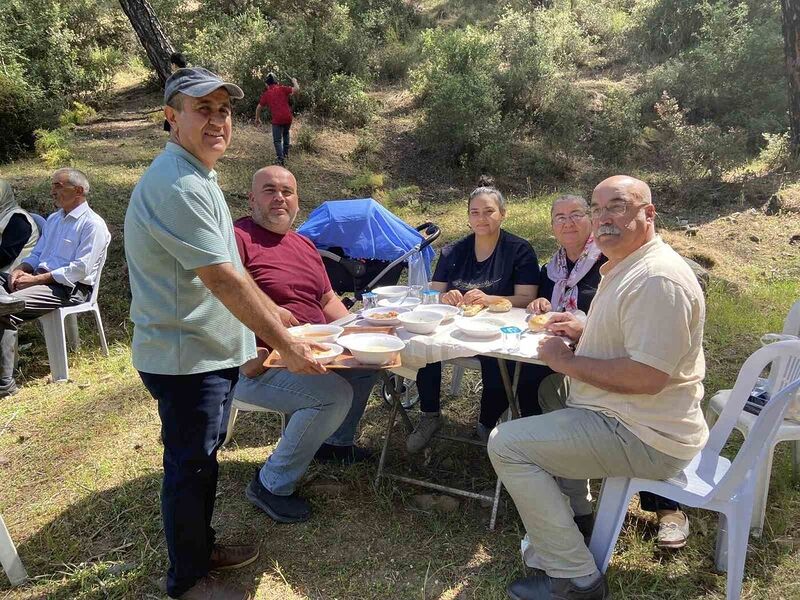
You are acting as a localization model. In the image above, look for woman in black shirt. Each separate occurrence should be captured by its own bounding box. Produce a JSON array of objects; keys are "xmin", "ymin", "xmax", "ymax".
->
[
  {"xmin": 0, "ymin": 180, "xmax": 38, "ymax": 272},
  {"xmin": 406, "ymin": 185, "xmax": 540, "ymax": 453}
]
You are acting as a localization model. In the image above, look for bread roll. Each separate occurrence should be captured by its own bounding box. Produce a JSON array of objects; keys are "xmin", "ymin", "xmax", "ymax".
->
[{"xmin": 487, "ymin": 298, "xmax": 512, "ymax": 313}]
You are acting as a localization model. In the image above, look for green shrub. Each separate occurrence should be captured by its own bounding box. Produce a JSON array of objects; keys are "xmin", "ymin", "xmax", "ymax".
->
[
  {"xmin": 411, "ymin": 26, "xmax": 506, "ymax": 167},
  {"xmin": 590, "ymin": 87, "xmax": 643, "ymax": 165},
  {"xmin": 756, "ymin": 131, "xmax": 792, "ymax": 172},
  {"xmin": 313, "ymin": 74, "xmax": 376, "ymax": 128},
  {"xmin": 34, "ymin": 128, "xmax": 73, "ymax": 167},
  {"xmin": 350, "ymin": 131, "xmax": 380, "ymax": 165},
  {"xmin": 347, "ymin": 170, "xmax": 385, "ymax": 194},
  {"xmin": 59, "ymin": 102, "xmax": 98, "ymax": 128},
  {"xmin": 375, "ymin": 185, "xmax": 421, "ymax": 207},
  {"xmin": 295, "ymin": 125, "xmax": 319, "ymax": 154},
  {"xmin": 0, "ymin": 69, "xmax": 53, "ymax": 161}
]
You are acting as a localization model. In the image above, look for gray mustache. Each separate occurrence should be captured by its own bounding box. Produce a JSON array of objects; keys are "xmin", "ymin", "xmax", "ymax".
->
[{"xmin": 597, "ymin": 225, "xmax": 621, "ymax": 236}]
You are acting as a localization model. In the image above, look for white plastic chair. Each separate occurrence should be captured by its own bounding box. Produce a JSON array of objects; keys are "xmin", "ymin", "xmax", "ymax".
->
[
  {"xmin": 589, "ymin": 340, "xmax": 800, "ymax": 600},
  {"xmin": 705, "ymin": 299, "xmax": 800, "ymax": 537},
  {"xmin": 448, "ymin": 356, "xmax": 482, "ymax": 395},
  {"xmin": 222, "ymin": 398, "xmax": 286, "ymax": 447},
  {"xmin": 0, "ymin": 513, "xmax": 27, "ymax": 586},
  {"xmin": 38, "ymin": 247, "xmax": 109, "ymax": 382}
]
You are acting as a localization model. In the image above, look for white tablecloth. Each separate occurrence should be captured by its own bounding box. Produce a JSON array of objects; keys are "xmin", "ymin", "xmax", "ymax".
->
[{"xmin": 338, "ymin": 307, "xmax": 551, "ymax": 378}]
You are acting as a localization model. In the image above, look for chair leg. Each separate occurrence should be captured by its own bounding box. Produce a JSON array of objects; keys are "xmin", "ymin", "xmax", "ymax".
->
[
  {"xmin": 749, "ymin": 443, "xmax": 777, "ymax": 538},
  {"xmin": 0, "ymin": 514, "xmax": 27, "ymax": 586},
  {"xmin": 93, "ymin": 308, "xmax": 109, "ymax": 357},
  {"xmin": 222, "ymin": 407, "xmax": 239, "ymax": 447},
  {"xmin": 40, "ymin": 311, "xmax": 69, "ymax": 382},
  {"xmin": 723, "ymin": 503, "xmax": 753, "ymax": 600},
  {"xmin": 489, "ymin": 472, "xmax": 503, "ymax": 531},
  {"xmin": 64, "ymin": 313, "xmax": 80, "ymax": 351},
  {"xmin": 714, "ymin": 512, "xmax": 729, "ymax": 572},
  {"xmin": 705, "ymin": 403, "xmax": 719, "ymax": 427},
  {"xmin": 450, "ymin": 365, "xmax": 464, "ymax": 395},
  {"xmin": 588, "ymin": 477, "xmax": 633, "ymax": 573},
  {"xmin": 792, "ymin": 440, "xmax": 800, "ymax": 486}
]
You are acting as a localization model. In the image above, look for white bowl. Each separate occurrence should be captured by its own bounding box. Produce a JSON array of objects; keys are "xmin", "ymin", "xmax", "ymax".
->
[
  {"xmin": 372, "ymin": 285, "xmax": 409, "ymax": 301},
  {"xmin": 361, "ymin": 306, "xmax": 410, "ymax": 326},
  {"xmin": 287, "ymin": 324, "xmax": 344, "ymax": 343},
  {"xmin": 416, "ymin": 303, "xmax": 460, "ymax": 322},
  {"xmin": 378, "ymin": 297, "xmax": 421, "ymax": 309},
  {"xmin": 454, "ymin": 317, "xmax": 505, "ymax": 339},
  {"xmin": 310, "ymin": 343, "xmax": 344, "ymax": 365},
  {"xmin": 337, "ymin": 333, "xmax": 406, "ymax": 365},
  {"xmin": 397, "ymin": 310, "xmax": 444, "ymax": 335}
]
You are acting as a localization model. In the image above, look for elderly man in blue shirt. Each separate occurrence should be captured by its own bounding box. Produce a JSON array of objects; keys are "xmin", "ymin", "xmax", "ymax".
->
[{"xmin": 0, "ymin": 167, "xmax": 110, "ymax": 397}]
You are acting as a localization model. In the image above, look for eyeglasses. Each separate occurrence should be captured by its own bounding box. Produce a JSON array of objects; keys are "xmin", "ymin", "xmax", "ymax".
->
[
  {"xmin": 552, "ymin": 211, "xmax": 588, "ymax": 226},
  {"xmin": 589, "ymin": 201, "xmax": 648, "ymax": 220}
]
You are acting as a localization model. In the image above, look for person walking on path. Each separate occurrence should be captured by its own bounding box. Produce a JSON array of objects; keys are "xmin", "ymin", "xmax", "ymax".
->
[
  {"xmin": 125, "ymin": 66, "xmax": 325, "ymax": 600},
  {"xmin": 254, "ymin": 73, "xmax": 299, "ymax": 166}
]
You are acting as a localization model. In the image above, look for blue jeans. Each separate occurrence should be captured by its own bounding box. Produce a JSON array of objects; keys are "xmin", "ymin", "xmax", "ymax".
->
[
  {"xmin": 138, "ymin": 367, "xmax": 239, "ymax": 598},
  {"xmin": 272, "ymin": 124, "xmax": 291, "ymax": 160},
  {"xmin": 234, "ymin": 368, "xmax": 377, "ymax": 495}
]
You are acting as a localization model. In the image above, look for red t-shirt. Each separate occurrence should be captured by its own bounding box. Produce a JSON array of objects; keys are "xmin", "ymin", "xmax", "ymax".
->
[
  {"xmin": 234, "ymin": 217, "xmax": 332, "ymax": 346},
  {"xmin": 258, "ymin": 84, "xmax": 294, "ymax": 125}
]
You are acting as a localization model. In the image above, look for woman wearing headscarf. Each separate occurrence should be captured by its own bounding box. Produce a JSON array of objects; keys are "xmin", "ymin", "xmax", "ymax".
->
[{"xmin": 0, "ymin": 181, "xmax": 39, "ymax": 272}]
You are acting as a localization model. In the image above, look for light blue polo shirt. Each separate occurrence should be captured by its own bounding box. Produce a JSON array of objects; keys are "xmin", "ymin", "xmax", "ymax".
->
[{"xmin": 124, "ymin": 142, "xmax": 256, "ymax": 375}]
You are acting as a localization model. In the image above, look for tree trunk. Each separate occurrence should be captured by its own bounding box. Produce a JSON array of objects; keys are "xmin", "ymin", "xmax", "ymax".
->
[
  {"xmin": 118, "ymin": 0, "xmax": 175, "ymax": 87},
  {"xmin": 782, "ymin": 0, "xmax": 800, "ymax": 154}
]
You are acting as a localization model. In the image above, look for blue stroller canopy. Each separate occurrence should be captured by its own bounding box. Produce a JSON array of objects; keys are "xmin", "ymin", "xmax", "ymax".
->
[{"xmin": 298, "ymin": 198, "xmax": 435, "ymax": 273}]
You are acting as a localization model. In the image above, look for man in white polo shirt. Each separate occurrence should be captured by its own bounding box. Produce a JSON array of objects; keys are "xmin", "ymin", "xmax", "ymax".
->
[
  {"xmin": 0, "ymin": 167, "xmax": 109, "ymax": 398},
  {"xmin": 488, "ymin": 175, "xmax": 706, "ymax": 600}
]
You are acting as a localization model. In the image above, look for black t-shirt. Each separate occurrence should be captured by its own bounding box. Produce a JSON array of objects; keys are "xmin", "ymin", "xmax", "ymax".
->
[
  {"xmin": 0, "ymin": 214, "xmax": 33, "ymax": 271},
  {"xmin": 432, "ymin": 229, "xmax": 540, "ymax": 296},
  {"xmin": 538, "ymin": 254, "xmax": 608, "ymax": 313}
]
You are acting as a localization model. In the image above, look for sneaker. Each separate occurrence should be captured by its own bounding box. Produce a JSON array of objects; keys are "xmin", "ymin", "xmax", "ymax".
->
[
  {"xmin": 0, "ymin": 382, "xmax": 18, "ymax": 399},
  {"xmin": 209, "ymin": 543, "xmax": 259, "ymax": 571},
  {"xmin": 507, "ymin": 572, "xmax": 610, "ymax": 600},
  {"xmin": 245, "ymin": 469, "xmax": 311, "ymax": 524},
  {"xmin": 314, "ymin": 443, "xmax": 373, "ymax": 464},
  {"xmin": 406, "ymin": 413, "xmax": 441, "ymax": 454},
  {"xmin": 656, "ymin": 510, "xmax": 689, "ymax": 549},
  {"xmin": 177, "ymin": 575, "xmax": 251, "ymax": 600}
]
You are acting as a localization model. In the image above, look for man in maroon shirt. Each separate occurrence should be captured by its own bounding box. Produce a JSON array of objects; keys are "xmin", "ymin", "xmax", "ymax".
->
[
  {"xmin": 234, "ymin": 165, "xmax": 377, "ymax": 524},
  {"xmin": 254, "ymin": 73, "xmax": 299, "ymax": 166}
]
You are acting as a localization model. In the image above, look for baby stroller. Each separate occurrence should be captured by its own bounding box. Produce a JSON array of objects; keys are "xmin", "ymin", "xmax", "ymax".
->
[
  {"xmin": 297, "ymin": 198, "xmax": 440, "ymax": 308},
  {"xmin": 297, "ymin": 198, "xmax": 440, "ymax": 407}
]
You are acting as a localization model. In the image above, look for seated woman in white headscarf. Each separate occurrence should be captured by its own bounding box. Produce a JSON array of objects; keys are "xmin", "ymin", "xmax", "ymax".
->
[{"xmin": 0, "ymin": 181, "xmax": 39, "ymax": 272}]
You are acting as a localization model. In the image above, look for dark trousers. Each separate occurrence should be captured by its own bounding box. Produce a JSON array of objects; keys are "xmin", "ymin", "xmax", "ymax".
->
[
  {"xmin": 139, "ymin": 367, "xmax": 239, "ymax": 598},
  {"xmin": 272, "ymin": 123, "xmax": 291, "ymax": 161},
  {"xmin": 416, "ymin": 358, "xmax": 542, "ymax": 428},
  {"xmin": 0, "ymin": 272, "xmax": 89, "ymax": 391}
]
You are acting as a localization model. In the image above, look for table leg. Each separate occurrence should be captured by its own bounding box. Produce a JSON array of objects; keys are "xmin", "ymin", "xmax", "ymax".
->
[
  {"xmin": 375, "ymin": 374, "xmax": 403, "ymax": 487},
  {"xmin": 497, "ymin": 358, "xmax": 521, "ymax": 419}
]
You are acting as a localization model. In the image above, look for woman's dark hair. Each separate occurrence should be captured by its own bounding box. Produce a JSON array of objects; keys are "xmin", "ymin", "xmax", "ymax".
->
[
  {"xmin": 169, "ymin": 52, "xmax": 188, "ymax": 69},
  {"xmin": 469, "ymin": 178, "xmax": 506, "ymax": 212},
  {"xmin": 265, "ymin": 72, "xmax": 277, "ymax": 85}
]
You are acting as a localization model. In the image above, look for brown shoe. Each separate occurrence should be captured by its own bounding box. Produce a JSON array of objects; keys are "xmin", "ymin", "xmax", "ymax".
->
[
  {"xmin": 209, "ymin": 543, "xmax": 260, "ymax": 571},
  {"xmin": 177, "ymin": 575, "xmax": 252, "ymax": 599}
]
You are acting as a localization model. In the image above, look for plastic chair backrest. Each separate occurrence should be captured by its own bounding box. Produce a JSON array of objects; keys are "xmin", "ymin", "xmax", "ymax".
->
[
  {"xmin": 87, "ymin": 244, "xmax": 109, "ymax": 306},
  {"xmin": 763, "ymin": 299, "xmax": 800, "ymax": 412},
  {"xmin": 703, "ymin": 340, "xmax": 800, "ymax": 499},
  {"xmin": 30, "ymin": 213, "xmax": 46, "ymax": 236}
]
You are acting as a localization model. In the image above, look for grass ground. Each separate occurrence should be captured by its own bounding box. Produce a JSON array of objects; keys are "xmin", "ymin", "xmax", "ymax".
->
[{"xmin": 1, "ymin": 74, "xmax": 800, "ymax": 599}]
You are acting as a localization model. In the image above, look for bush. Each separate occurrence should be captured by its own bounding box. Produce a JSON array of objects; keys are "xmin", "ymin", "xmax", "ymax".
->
[
  {"xmin": 59, "ymin": 102, "xmax": 98, "ymax": 128},
  {"xmin": 375, "ymin": 185, "xmax": 421, "ymax": 208},
  {"xmin": 295, "ymin": 125, "xmax": 319, "ymax": 154},
  {"xmin": 411, "ymin": 26, "xmax": 507, "ymax": 167},
  {"xmin": 0, "ymin": 69, "xmax": 53, "ymax": 161},
  {"xmin": 649, "ymin": 92, "xmax": 746, "ymax": 180},
  {"xmin": 313, "ymin": 74, "xmax": 376, "ymax": 128},
  {"xmin": 589, "ymin": 87, "xmax": 643, "ymax": 165},
  {"xmin": 350, "ymin": 131, "xmax": 380, "ymax": 165},
  {"xmin": 347, "ymin": 170, "xmax": 385, "ymax": 194},
  {"xmin": 34, "ymin": 128, "xmax": 73, "ymax": 167},
  {"xmin": 756, "ymin": 131, "xmax": 792, "ymax": 172}
]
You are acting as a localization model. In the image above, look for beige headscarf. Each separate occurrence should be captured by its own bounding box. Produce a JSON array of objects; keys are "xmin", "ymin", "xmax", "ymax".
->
[{"xmin": 0, "ymin": 180, "xmax": 39, "ymax": 271}]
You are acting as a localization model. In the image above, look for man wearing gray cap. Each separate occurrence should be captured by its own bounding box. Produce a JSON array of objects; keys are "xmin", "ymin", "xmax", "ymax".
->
[{"xmin": 125, "ymin": 67, "xmax": 325, "ymax": 600}]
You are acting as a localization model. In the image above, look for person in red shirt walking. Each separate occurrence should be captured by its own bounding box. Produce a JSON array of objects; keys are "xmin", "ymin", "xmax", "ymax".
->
[{"xmin": 254, "ymin": 73, "xmax": 300, "ymax": 166}]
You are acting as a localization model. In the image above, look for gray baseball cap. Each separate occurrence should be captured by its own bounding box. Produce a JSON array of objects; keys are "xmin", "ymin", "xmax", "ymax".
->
[{"xmin": 163, "ymin": 67, "xmax": 244, "ymax": 105}]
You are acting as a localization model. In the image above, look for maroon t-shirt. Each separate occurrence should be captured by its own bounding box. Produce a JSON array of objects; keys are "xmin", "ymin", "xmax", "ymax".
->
[
  {"xmin": 234, "ymin": 217, "xmax": 332, "ymax": 346},
  {"xmin": 258, "ymin": 84, "xmax": 294, "ymax": 125}
]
